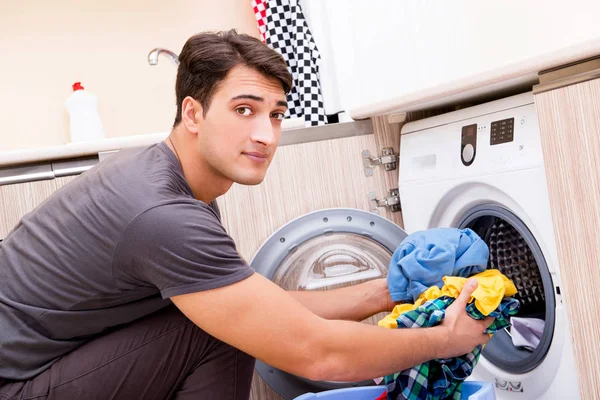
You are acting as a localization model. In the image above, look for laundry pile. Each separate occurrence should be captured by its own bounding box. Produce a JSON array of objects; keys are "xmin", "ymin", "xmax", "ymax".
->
[{"xmin": 378, "ymin": 228, "xmax": 521, "ymax": 400}]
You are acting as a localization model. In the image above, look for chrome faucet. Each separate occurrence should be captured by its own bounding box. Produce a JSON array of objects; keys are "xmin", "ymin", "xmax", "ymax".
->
[{"xmin": 147, "ymin": 48, "xmax": 179, "ymax": 66}]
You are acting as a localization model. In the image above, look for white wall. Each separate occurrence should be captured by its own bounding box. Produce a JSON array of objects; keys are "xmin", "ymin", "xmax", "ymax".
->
[{"xmin": 0, "ymin": 0, "xmax": 258, "ymax": 151}]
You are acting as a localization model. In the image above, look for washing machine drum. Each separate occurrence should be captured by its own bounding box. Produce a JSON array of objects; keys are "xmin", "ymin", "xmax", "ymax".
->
[
  {"xmin": 250, "ymin": 208, "xmax": 407, "ymax": 400},
  {"xmin": 459, "ymin": 205, "xmax": 556, "ymax": 375}
]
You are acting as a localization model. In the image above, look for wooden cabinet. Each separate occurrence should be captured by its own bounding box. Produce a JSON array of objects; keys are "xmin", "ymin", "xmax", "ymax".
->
[
  {"xmin": 218, "ymin": 118, "xmax": 403, "ymax": 263},
  {"xmin": 0, "ymin": 179, "xmax": 57, "ymax": 238},
  {"xmin": 0, "ymin": 176, "xmax": 78, "ymax": 238},
  {"xmin": 534, "ymin": 74, "xmax": 600, "ymax": 400}
]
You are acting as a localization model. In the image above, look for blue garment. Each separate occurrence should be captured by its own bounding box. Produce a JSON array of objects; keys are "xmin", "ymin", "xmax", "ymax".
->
[{"xmin": 387, "ymin": 228, "xmax": 489, "ymax": 302}]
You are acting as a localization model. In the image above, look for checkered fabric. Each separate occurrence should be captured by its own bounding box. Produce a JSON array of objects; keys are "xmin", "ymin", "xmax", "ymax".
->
[
  {"xmin": 385, "ymin": 296, "xmax": 520, "ymax": 400},
  {"xmin": 251, "ymin": 0, "xmax": 268, "ymax": 42},
  {"xmin": 252, "ymin": 0, "xmax": 327, "ymax": 126}
]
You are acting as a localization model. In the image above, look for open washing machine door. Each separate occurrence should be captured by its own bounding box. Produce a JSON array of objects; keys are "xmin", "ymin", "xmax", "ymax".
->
[{"xmin": 249, "ymin": 208, "xmax": 407, "ymax": 400}]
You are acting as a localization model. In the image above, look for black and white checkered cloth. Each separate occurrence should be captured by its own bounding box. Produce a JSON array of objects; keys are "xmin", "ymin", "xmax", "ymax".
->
[{"xmin": 253, "ymin": 0, "xmax": 327, "ymax": 126}]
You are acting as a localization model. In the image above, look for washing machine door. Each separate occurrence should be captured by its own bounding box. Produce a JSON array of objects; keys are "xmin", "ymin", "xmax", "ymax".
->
[
  {"xmin": 458, "ymin": 206, "xmax": 555, "ymax": 373},
  {"xmin": 250, "ymin": 208, "xmax": 407, "ymax": 400}
]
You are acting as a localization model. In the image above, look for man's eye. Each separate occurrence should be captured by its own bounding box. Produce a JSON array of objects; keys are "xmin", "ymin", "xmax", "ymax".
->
[
  {"xmin": 236, "ymin": 107, "xmax": 253, "ymax": 116},
  {"xmin": 271, "ymin": 112, "xmax": 285, "ymax": 120}
]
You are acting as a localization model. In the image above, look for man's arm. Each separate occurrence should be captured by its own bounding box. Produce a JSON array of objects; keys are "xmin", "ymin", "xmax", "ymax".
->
[
  {"xmin": 172, "ymin": 273, "xmax": 491, "ymax": 383},
  {"xmin": 288, "ymin": 278, "xmax": 395, "ymax": 321}
]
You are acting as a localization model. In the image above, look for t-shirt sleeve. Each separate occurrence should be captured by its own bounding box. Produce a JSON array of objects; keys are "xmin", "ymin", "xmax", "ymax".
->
[{"xmin": 113, "ymin": 202, "xmax": 255, "ymax": 298}]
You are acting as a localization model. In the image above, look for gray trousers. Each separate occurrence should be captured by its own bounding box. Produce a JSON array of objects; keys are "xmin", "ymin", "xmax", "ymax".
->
[{"xmin": 0, "ymin": 306, "xmax": 256, "ymax": 400}]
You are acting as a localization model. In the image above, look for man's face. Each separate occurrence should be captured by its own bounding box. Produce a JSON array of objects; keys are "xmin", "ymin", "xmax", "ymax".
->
[{"xmin": 193, "ymin": 65, "xmax": 288, "ymax": 186}]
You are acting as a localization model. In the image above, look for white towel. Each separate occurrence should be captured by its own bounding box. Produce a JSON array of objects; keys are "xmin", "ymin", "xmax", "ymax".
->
[{"xmin": 510, "ymin": 317, "xmax": 545, "ymax": 351}]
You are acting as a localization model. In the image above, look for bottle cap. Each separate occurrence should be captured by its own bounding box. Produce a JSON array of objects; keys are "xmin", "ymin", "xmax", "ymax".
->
[{"xmin": 72, "ymin": 82, "xmax": 84, "ymax": 91}]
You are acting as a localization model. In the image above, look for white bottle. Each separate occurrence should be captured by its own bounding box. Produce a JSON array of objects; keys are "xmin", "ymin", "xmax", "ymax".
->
[{"xmin": 65, "ymin": 82, "xmax": 105, "ymax": 142}]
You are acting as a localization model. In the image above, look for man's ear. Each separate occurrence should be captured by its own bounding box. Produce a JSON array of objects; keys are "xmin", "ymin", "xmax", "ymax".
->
[{"xmin": 181, "ymin": 97, "xmax": 203, "ymax": 134}]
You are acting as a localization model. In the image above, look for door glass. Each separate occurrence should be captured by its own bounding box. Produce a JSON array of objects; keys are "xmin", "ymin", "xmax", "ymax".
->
[
  {"xmin": 273, "ymin": 232, "xmax": 392, "ymax": 292},
  {"xmin": 273, "ymin": 232, "xmax": 392, "ymax": 329}
]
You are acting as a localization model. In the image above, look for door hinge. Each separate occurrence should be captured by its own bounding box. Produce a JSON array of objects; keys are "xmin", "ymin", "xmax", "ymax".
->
[
  {"xmin": 369, "ymin": 189, "xmax": 401, "ymax": 213},
  {"xmin": 362, "ymin": 148, "xmax": 398, "ymax": 177}
]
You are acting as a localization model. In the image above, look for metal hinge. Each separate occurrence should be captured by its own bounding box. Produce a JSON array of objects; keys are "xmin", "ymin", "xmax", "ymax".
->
[
  {"xmin": 362, "ymin": 148, "xmax": 398, "ymax": 177},
  {"xmin": 369, "ymin": 189, "xmax": 401, "ymax": 213}
]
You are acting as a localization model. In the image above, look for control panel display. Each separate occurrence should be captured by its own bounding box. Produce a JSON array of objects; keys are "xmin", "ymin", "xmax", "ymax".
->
[{"xmin": 490, "ymin": 118, "xmax": 514, "ymax": 145}]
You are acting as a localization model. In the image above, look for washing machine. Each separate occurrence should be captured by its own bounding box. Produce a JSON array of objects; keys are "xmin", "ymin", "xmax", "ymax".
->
[
  {"xmin": 398, "ymin": 92, "xmax": 579, "ymax": 399},
  {"xmin": 250, "ymin": 208, "xmax": 407, "ymax": 399}
]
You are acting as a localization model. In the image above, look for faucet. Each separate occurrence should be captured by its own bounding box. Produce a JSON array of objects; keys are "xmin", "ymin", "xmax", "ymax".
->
[{"xmin": 147, "ymin": 48, "xmax": 179, "ymax": 66}]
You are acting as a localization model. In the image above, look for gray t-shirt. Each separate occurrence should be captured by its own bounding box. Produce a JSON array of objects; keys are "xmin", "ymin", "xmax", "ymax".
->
[{"xmin": 0, "ymin": 142, "xmax": 254, "ymax": 380}]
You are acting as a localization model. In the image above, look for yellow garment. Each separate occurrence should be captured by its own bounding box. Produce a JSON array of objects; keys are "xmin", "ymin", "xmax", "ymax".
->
[{"xmin": 378, "ymin": 269, "xmax": 517, "ymax": 329}]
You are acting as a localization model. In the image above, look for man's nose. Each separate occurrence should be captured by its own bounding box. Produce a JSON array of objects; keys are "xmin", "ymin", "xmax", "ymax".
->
[{"xmin": 250, "ymin": 118, "xmax": 278, "ymax": 147}]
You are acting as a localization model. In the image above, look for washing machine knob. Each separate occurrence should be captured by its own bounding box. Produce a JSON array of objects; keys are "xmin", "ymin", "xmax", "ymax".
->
[{"xmin": 462, "ymin": 143, "xmax": 475, "ymax": 164}]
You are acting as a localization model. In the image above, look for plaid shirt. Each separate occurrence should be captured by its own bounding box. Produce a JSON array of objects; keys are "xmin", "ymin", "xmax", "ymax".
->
[{"xmin": 384, "ymin": 296, "xmax": 520, "ymax": 400}]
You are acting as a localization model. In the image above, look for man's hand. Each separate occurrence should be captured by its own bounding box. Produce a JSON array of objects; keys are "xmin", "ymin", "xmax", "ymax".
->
[{"xmin": 439, "ymin": 279, "xmax": 494, "ymax": 358}]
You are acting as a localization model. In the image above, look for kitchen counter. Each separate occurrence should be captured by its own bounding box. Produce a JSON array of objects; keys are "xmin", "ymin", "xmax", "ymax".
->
[
  {"xmin": 0, "ymin": 117, "xmax": 307, "ymax": 168},
  {"xmin": 0, "ymin": 118, "xmax": 374, "ymax": 172},
  {"xmin": 349, "ymin": 37, "xmax": 600, "ymax": 120},
  {"xmin": 0, "ymin": 132, "xmax": 170, "ymax": 168}
]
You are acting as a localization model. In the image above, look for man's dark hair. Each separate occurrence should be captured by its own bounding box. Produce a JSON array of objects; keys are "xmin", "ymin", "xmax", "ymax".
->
[{"xmin": 173, "ymin": 30, "xmax": 292, "ymax": 127}]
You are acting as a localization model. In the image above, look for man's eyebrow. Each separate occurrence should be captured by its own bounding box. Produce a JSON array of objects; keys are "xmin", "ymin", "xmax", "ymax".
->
[
  {"xmin": 230, "ymin": 94, "xmax": 288, "ymax": 109},
  {"xmin": 231, "ymin": 94, "xmax": 263, "ymax": 102}
]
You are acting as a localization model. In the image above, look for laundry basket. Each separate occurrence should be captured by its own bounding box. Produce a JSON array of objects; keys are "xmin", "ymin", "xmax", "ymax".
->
[{"xmin": 294, "ymin": 381, "xmax": 495, "ymax": 400}]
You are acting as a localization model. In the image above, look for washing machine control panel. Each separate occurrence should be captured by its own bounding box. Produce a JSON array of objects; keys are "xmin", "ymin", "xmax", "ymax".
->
[
  {"xmin": 460, "ymin": 124, "xmax": 477, "ymax": 166},
  {"xmin": 399, "ymin": 97, "xmax": 544, "ymax": 183}
]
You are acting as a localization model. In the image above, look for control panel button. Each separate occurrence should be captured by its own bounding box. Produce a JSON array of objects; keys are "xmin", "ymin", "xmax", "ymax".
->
[{"xmin": 462, "ymin": 143, "xmax": 475, "ymax": 164}]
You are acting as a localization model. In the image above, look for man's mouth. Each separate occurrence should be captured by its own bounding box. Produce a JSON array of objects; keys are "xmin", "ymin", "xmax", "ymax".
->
[{"xmin": 243, "ymin": 151, "xmax": 268, "ymax": 163}]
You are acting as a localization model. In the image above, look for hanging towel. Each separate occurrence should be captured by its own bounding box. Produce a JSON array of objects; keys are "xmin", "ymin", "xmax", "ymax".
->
[
  {"xmin": 383, "ymin": 296, "xmax": 520, "ymax": 400},
  {"xmin": 252, "ymin": 0, "xmax": 268, "ymax": 42},
  {"xmin": 510, "ymin": 317, "xmax": 545, "ymax": 351},
  {"xmin": 387, "ymin": 228, "xmax": 489, "ymax": 303},
  {"xmin": 252, "ymin": 0, "xmax": 328, "ymax": 126},
  {"xmin": 379, "ymin": 269, "xmax": 518, "ymax": 329}
]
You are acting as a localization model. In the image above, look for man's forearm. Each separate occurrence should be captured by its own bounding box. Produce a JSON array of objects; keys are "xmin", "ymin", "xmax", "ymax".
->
[
  {"xmin": 288, "ymin": 279, "xmax": 392, "ymax": 321},
  {"xmin": 312, "ymin": 319, "xmax": 447, "ymax": 382}
]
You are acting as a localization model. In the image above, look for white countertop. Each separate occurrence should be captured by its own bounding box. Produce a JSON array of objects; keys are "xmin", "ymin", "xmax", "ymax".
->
[
  {"xmin": 349, "ymin": 37, "xmax": 600, "ymax": 120},
  {"xmin": 0, "ymin": 132, "xmax": 169, "ymax": 167},
  {"xmin": 0, "ymin": 117, "xmax": 305, "ymax": 168}
]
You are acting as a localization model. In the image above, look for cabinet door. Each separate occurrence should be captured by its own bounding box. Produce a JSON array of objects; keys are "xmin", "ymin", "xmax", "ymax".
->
[
  {"xmin": 218, "ymin": 127, "xmax": 403, "ymax": 263},
  {"xmin": 217, "ymin": 117, "xmax": 402, "ymax": 400},
  {"xmin": 310, "ymin": 2, "xmax": 600, "ymax": 117},
  {"xmin": 534, "ymin": 77, "xmax": 600, "ymax": 399},
  {"xmin": 0, "ymin": 175, "xmax": 78, "ymax": 238},
  {"xmin": 0, "ymin": 179, "xmax": 58, "ymax": 238}
]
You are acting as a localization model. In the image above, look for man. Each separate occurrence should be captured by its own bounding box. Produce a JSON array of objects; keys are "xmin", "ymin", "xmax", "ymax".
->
[{"xmin": 0, "ymin": 30, "xmax": 492, "ymax": 399}]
